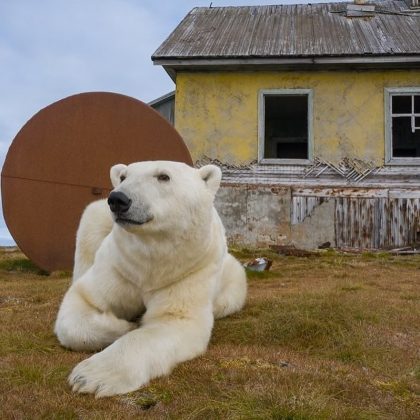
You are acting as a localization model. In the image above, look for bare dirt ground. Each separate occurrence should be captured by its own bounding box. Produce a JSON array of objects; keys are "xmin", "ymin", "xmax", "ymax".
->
[{"xmin": 0, "ymin": 248, "xmax": 419, "ymax": 419}]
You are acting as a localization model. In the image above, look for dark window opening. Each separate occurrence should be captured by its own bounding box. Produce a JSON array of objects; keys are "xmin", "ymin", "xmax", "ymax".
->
[
  {"xmin": 264, "ymin": 95, "xmax": 308, "ymax": 159},
  {"xmin": 391, "ymin": 94, "xmax": 420, "ymax": 158},
  {"xmin": 415, "ymin": 95, "xmax": 420, "ymax": 113},
  {"xmin": 392, "ymin": 95, "xmax": 411, "ymax": 114},
  {"xmin": 392, "ymin": 117, "xmax": 420, "ymax": 157}
]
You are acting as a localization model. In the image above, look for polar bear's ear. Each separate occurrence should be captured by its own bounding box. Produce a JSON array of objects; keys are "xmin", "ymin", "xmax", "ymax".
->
[
  {"xmin": 110, "ymin": 164, "xmax": 127, "ymax": 187},
  {"xmin": 199, "ymin": 165, "xmax": 222, "ymax": 194}
]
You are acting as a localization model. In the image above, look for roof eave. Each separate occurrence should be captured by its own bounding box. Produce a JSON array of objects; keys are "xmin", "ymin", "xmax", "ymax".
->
[
  {"xmin": 147, "ymin": 90, "xmax": 175, "ymax": 107},
  {"xmin": 153, "ymin": 55, "xmax": 420, "ymax": 80}
]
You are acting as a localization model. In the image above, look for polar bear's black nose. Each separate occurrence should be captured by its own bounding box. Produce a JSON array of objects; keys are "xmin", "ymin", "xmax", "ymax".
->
[{"xmin": 108, "ymin": 191, "xmax": 132, "ymax": 213}]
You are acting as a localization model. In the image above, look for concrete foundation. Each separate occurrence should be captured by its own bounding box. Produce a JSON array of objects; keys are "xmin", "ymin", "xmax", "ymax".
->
[{"xmin": 216, "ymin": 183, "xmax": 420, "ymax": 250}]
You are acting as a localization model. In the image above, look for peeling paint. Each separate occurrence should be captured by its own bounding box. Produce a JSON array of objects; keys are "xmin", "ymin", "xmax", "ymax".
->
[
  {"xmin": 175, "ymin": 70, "xmax": 420, "ymax": 249},
  {"xmin": 175, "ymin": 70, "xmax": 420, "ymax": 165},
  {"xmin": 291, "ymin": 196, "xmax": 329, "ymax": 224},
  {"xmin": 291, "ymin": 199, "xmax": 336, "ymax": 250}
]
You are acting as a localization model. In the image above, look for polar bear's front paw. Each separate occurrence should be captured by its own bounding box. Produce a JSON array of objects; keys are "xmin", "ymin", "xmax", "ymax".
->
[{"xmin": 69, "ymin": 350, "xmax": 143, "ymax": 397}]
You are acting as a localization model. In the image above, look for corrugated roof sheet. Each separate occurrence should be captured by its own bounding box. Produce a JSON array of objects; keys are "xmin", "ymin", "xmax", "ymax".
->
[{"xmin": 152, "ymin": 1, "xmax": 420, "ymax": 60}]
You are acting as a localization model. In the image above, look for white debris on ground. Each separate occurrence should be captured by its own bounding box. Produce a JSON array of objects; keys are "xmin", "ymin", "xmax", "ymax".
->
[{"xmin": 244, "ymin": 257, "xmax": 273, "ymax": 272}]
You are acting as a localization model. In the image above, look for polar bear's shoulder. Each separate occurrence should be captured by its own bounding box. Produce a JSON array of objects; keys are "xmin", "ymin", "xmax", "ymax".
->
[{"xmin": 73, "ymin": 199, "xmax": 113, "ymax": 281}]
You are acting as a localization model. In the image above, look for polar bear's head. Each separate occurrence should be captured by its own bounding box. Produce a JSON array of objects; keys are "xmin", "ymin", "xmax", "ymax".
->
[{"xmin": 107, "ymin": 161, "xmax": 222, "ymax": 235}]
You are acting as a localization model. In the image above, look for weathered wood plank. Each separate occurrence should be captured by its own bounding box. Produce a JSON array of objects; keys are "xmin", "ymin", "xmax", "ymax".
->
[
  {"xmin": 389, "ymin": 190, "xmax": 420, "ymax": 199},
  {"xmin": 334, "ymin": 196, "xmax": 419, "ymax": 249},
  {"xmin": 293, "ymin": 188, "xmax": 388, "ymax": 198}
]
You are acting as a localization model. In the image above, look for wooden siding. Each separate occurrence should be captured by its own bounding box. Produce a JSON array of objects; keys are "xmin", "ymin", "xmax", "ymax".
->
[
  {"xmin": 292, "ymin": 193, "xmax": 420, "ymax": 249},
  {"xmin": 220, "ymin": 164, "xmax": 420, "ymax": 188}
]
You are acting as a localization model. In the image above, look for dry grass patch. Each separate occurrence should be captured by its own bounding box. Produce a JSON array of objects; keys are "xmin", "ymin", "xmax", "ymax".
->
[{"xmin": 0, "ymin": 248, "xmax": 419, "ymax": 419}]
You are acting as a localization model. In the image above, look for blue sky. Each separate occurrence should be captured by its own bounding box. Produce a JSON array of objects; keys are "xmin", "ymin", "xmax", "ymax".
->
[{"xmin": 0, "ymin": 0, "xmax": 346, "ymax": 246}]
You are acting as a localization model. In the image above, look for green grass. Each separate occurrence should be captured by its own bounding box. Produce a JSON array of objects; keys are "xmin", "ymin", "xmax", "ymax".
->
[
  {"xmin": 0, "ymin": 257, "xmax": 49, "ymax": 275},
  {"xmin": 213, "ymin": 292, "xmax": 383, "ymax": 365},
  {"xmin": 244, "ymin": 268, "xmax": 279, "ymax": 280},
  {"xmin": 0, "ymin": 249, "xmax": 419, "ymax": 419}
]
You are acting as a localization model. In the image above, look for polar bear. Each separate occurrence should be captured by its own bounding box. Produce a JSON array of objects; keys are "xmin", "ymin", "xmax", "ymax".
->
[{"xmin": 54, "ymin": 161, "xmax": 247, "ymax": 397}]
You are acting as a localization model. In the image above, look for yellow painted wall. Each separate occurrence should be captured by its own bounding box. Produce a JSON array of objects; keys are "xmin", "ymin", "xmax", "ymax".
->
[{"xmin": 174, "ymin": 70, "xmax": 420, "ymax": 165}]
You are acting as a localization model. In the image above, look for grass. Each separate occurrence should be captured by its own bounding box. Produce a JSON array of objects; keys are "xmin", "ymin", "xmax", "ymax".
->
[
  {"xmin": 0, "ymin": 256, "xmax": 49, "ymax": 276},
  {"xmin": 0, "ymin": 249, "xmax": 419, "ymax": 419}
]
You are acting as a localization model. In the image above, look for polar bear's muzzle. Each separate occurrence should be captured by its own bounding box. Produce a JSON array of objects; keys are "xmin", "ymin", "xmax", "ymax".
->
[{"xmin": 107, "ymin": 191, "xmax": 152, "ymax": 226}]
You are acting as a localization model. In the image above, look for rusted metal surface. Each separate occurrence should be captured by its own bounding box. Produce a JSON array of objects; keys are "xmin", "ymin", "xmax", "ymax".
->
[
  {"xmin": 153, "ymin": 1, "xmax": 420, "ymax": 61},
  {"xmin": 1, "ymin": 92, "xmax": 192, "ymax": 272}
]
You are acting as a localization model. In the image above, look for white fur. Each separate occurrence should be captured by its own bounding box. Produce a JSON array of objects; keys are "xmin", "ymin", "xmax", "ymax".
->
[{"xmin": 55, "ymin": 161, "xmax": 247, "ymax": 397}]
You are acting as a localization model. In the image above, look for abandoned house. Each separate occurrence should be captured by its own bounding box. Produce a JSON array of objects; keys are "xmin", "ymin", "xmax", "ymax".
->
[{"xmin": 152, "ymin": 0, "xmax": 420, "ymax": 250}]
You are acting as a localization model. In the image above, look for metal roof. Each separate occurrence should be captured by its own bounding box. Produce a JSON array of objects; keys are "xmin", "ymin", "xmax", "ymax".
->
[
  {"xmin": 152, "ymin": 1, "xmax": 420, "ymax": 63},
  {"xmin": 148, "ymin": 91, "xmax": 175, "ymax": 107}
]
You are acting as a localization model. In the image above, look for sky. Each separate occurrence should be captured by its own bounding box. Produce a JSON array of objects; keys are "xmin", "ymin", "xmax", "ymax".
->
[{"xmin": 0, "ymin": 0, "xmax": 346, "ymax": 246}]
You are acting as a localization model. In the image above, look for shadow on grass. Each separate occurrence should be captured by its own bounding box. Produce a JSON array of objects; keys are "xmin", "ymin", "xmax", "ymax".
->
[{"xmin": 245, "ymin": 268, "xmax": 279, "ymax": 280}]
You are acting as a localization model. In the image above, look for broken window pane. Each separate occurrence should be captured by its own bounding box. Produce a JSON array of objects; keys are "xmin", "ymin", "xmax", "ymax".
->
[
  {"xmin": 392, "ymin": 116, "xmax": 420, "ymax": 157},
  {"xmin": 415, "ymin": 95, "xmax": 420, "ymax": 113},
  {"xmin": 392, "ymin": 95, "xmax": 411, "ymax": 114},
  {"xmin": 264, "ymin": 95, "xmax": 308, "ymax": 159}
]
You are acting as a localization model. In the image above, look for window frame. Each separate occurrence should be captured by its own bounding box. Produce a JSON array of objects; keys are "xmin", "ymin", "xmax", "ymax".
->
[
  {"xmin": 385, "ymin": 87, "xmax": 420, "ymax": 165},
  {"xmin": 258, "ymin": 88, "xmax": 314, "ymax": 164}
]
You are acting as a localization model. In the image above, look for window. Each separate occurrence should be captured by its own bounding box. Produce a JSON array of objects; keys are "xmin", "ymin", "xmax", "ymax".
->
[
  {"xmin": 259, "ymin": 89, "xmax": 313, "ymax": 163},
  {"xmin": 385, "ymin": 88, "xmax": 420, "ymax": 163}
]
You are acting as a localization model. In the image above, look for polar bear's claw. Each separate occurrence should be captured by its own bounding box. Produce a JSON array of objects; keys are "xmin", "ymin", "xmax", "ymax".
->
[
  {"xmin": 70, "ymin": 374, "xmax": 86, "ymax": 389},
  {"xmin": 68, "ymin": 350, "xmax": 140, "ymax": 397}
]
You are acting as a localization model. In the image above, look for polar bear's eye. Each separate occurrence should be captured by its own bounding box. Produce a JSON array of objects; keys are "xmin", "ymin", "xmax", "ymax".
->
[
  {"xmin": 156, "ymin": 173, "xmax": 170, "ymax": 182},
  {"xmin": 120, "ymin": 175, "xmax": 126, "ymax": 182}
]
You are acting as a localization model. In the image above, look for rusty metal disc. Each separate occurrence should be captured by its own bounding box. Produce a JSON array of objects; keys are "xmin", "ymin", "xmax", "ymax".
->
[{"xmin": 1, "ymin": 92, "xmax": 192, "ymax": 271}]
